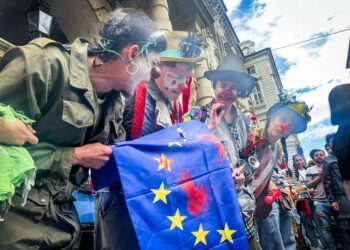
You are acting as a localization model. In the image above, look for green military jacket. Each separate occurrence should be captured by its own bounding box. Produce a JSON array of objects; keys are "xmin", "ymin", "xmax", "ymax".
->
[{"xmin": 0, "ymin": 38, "xmax": 125, "ymax": 249}]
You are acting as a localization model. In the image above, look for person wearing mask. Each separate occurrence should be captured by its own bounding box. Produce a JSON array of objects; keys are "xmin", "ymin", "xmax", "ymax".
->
[
  {"xmin": 0, "ymin": 8, "xmax": 166, "ymax": 249},
  {"xmin": 188, "ymin": 54, "xmax": 260, "ymax": 249},
  {"xmin": 252, "ymin": 100, "xmax": 311, "ymax": 250}
]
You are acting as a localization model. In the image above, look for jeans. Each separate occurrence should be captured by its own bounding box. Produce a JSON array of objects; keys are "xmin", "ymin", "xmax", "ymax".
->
[
  {"xmin": 313, "ymin": 201, "xmax": 335, "ymax": 250},
  {"xmin": 299, "ymin": 200, "xmax": 321, "ymax": 247},
  {"xmin": 257, "ymin": 202, "xmax": 296, "ymax": 250},
  {"xmin": 94, "ymin": 188, "xmax": 140, "ymax": 250}
]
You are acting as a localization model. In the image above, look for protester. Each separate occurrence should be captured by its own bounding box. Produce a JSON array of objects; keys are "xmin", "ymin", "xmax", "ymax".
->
[
  {"xmin": 0, "ymin": 8, "xmax": 166, "ymax": 250},
  {"xmin": 324, "ymin": 133, "xmax": 350, "ymax": 249},
  {"xmin": 306, "ymin": 149, "xmax": 335, "ymax": 250},
  {"xmin": 293, "ymin": 154, "xmax": 321, "ymax": 249},
  {"xmin": 189, "ymin": 54, "xmax": 260, "ymax": 249},
  {"xmin": 251, "ymin": 100, "xmax": 311, "ymax": 250},
  {"xmin": 94, "ymin": 31, "xmax": 202, "ymax": 250},
  {"xmin": 328, "ymin": 83, "xmax": 350, "ymax": 200}
]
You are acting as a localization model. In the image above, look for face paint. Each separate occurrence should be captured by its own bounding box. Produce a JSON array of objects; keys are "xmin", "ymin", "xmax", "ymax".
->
[
  {"xmin": 164, "ymin": 72, "xmax": 188, "ymax": 93},
  {"xmin": 221, "ymin": 89, "xmax": 235, "ymax": 99},
  {"xmin": 280, "ymin": 123, "xmax": 289, "ymax": 133}
]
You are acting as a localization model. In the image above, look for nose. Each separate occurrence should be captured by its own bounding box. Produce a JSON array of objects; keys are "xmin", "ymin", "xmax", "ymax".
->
[
  {"xmin": 222, "ymin": 89, "xmax": 234, "ymax": 98},
  {"xmin": 177, "ymin": 83, "xmax": 188, "ymax": 93},
  {"xmin": 151, "ymin": 67, "xmax": 161, "ymax": 79},
  {"xmin": 279, "ymin": 123, "xmax": 289, "ymax": 133}
]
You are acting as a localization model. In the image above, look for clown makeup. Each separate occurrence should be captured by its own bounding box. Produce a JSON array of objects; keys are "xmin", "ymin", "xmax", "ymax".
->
[
  {"xmin": 154, "ymin": 62, "xmax": 193, "ymax": 100},
  {"xmin": 214, "ymin": 81, "xmax": 238, "ymax": 103},
  {"xmin": 164, "ymin": 72, "xmax": 188, "ymax": 94},
  {"xmin": 267, "ymin": 116, "xmax": 292, "ymax": 143}
]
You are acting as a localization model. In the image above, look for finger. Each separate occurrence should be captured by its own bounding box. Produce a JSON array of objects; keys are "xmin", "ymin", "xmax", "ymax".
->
[
  {"xmin": 26, "ymin": 125, "xmax": 36, "ymax": 134},
  {"xmin": 105, "ymin": 146, "xmax": 112, "ymax": 155},
  {"xmin": 26, "ymin": 133, "xmax": 39, "ymax": 145},
  {"xmin": 99, "ymin": 156, "xmax": 110, "ymax": 162},
  {"xmin": 218, "ymin": 110, "xmax": 225, "ymax": 120},
  {"xmin": 209, "ymin": 107, "xmax": 216, "ymax": 118}
]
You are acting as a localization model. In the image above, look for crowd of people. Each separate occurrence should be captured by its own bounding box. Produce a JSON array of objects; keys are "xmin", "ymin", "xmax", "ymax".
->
[{"xmin": 0, "ymin": 7, "xmax": 349, "ymax": 250}]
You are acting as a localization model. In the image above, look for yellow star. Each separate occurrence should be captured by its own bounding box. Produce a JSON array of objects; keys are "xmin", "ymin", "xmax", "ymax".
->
[
  {"xmin": 151, "ymin": 182, "xmax": 171, "ymax": 204},
  {"xmin": 168, "ymin": 142, "xmax": 183, "ymax": 147},
  {"xmin": 217, "ymin": 223, "xmax": 236, "ymax": 243},
  {"xmin": 154, "ymin": 153, "xmax": 173, "ymax": 172},
  {"xmin": 191, "ymin": 224, "xmax": 209, "ymax": 246},
  {"xmin": 167, "ymin": 209, "xmax": 187, "ymax": 230}
]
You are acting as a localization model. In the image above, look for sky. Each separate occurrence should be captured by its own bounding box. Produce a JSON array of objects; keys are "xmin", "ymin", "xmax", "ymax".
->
[{"xmin": 223, "ymin": 0, "xmax": 350, "ymax": 160}]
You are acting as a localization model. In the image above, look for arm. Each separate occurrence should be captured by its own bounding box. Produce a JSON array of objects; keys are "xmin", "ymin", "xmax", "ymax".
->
[
  {"xmin": 305, "ymin": 166, "xmax": 323, "ymax": 188},
  {"xmin": 323, "ymin": 163, "xmax": 335, "ymax": 203},
  {"xmin": 306, "ymin": 175, "xmax": 322, "ymax": 188}
]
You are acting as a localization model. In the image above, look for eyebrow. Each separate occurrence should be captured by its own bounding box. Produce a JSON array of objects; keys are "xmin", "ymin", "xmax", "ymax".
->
[{"xmin": 167, "ymin": 73, "xmax": 184, "ymax": 79}]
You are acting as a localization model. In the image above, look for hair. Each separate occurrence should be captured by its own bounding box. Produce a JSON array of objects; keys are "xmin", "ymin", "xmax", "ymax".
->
[
  {"xmin": 292, "ymin": 154, "xmax": 305, "ymax": 180},
  {"xmin": 309, "ymin": 149, "xmax": 324, "ymax": 159},
  {"xmin": 88, "ymin": 8, "xmax": 164, "ymax": 62},
  {"xmin": 329, "ymin": 83, "xmax": 350, "ymax": 126},
  {"xmin": 159, "ymin": 61, "xmax": 196, "ymax": 69}
]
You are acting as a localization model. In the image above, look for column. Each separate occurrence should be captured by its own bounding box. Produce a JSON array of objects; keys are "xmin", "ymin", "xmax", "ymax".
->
[{"xmin": 148, "ymin": 0, "xmax": 172, "ymax": 31}]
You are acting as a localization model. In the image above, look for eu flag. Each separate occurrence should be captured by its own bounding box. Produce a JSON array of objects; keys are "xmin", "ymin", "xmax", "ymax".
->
[{"xmin": 92, "ymin": 121, "xmax": 249, "ymax": 249}]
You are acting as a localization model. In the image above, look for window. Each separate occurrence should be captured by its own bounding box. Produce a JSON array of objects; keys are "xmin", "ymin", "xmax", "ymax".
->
[
  {"xmin": 242, "ymin": 47, "xmax": 249, "ymax": 56},
  {"xmin": 252, "ymin": 82, "xmax": 264, "ymax": 105},
  {"xmin": 247, "ymin": 65, "xmax": 256, "ymax": 75}
]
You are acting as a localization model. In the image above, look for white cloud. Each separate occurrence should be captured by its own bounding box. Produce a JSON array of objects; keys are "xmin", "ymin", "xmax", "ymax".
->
[
  {"xmin": 226, "ymin": 0, "xmax": 350, "ymax": 153},
  {"xmin": 297, "ymin": 80, "xmax": 340, "ymax": 126},
  {"xmin": 223, "ymin": 0, "xmax": 241, "ymax": 16},
  {"xmin": 299, "ymin": 123, "xmax": 337, "ymax": 141},
  {"xmin": 227, "ymin": 0, "xmax": 349, "ymax": 89}
]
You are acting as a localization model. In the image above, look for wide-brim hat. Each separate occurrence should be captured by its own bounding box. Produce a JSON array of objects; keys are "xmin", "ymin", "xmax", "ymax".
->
[
  {"xmin": 267, "ymin": 102, "xmax": 311, "ymax": 134},
  {"xmin": 160, "ymin": 31, "xmax": 204, "ymax": 63},
  {"xmin": 204, "ymin": 54, "xmax": 257, "ymax": 98}
]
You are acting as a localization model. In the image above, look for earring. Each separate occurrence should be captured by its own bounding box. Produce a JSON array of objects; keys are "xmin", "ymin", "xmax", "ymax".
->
[
  {"xmin": 126, "ymin": 61, "xmax": 139, "ymax": 75},
  {"xmin": 93, "ymin": 57, "xmax": 104, "ymax": 67}
]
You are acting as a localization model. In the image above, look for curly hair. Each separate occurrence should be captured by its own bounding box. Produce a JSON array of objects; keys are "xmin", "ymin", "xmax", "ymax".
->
[{"xmin": 89, "ymin": 8, "xmax": 164, "ymax": 62}]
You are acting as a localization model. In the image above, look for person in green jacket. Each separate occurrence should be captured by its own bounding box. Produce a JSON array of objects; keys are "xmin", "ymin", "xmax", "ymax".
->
[{"xmin": 0, "ymin": 8, "xmax": 166, "ymax": 250}]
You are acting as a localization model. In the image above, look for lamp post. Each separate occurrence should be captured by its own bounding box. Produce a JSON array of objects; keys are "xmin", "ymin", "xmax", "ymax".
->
[{"xmin": 26, "ymin": 0, "xmax": 53, "ymax": 39}]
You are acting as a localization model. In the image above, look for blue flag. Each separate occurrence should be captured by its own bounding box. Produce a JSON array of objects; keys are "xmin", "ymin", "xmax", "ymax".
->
[{"xmin": 92, "ymin": 121, "xmax": 249, "ymax": 249}]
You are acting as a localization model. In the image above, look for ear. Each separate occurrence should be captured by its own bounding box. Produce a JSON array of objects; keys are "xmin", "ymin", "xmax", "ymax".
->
[{"xmin": 124, "ymin": 44, "xmax": 140, "ymax": 62}]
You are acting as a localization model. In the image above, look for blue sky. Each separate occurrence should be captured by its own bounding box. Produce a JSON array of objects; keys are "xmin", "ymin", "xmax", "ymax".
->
[{"xmin": 224, "ymin": 0, "xmax": 350, "ymax": 160}]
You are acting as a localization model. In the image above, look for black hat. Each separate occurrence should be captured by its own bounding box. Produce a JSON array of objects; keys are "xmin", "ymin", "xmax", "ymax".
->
[{"xmin": 204, "ymin": 54, "xmax": 257, "ymax": 98}]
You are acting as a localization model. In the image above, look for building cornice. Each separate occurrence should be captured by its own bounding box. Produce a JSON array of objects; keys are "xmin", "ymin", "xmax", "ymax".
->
[{"xmin": 198, "ymin": 0, "xmax": 242, "ymax": 57}]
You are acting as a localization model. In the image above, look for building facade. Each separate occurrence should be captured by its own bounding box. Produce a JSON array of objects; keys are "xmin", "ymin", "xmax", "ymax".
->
[{"xmin": 241, "ymin": 40, "xmax": 304, "ymax": 167}]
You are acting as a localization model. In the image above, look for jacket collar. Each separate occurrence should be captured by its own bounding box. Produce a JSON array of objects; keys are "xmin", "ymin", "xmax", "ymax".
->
[{"xmin": 68, "ymin": 38, "xmax": 92, "ymax": 91}]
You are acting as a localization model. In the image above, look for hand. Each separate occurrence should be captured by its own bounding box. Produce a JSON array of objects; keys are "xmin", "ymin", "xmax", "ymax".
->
[
  {"xmin": 73, "ymin": 142, "xmax": 112, "ymax": 169},
  {"xmin": 232, "ymin": 166, "xmax": 245, "ymax": 187},
  {"xmin": 344, "ymin": 180, "xmax": 350, "ymax": 201},
  {"xmin": 318, "ymin": 168, "xmax": 324, "ymax": 177},
  {"xmin": 207, "ymin": 102, "xmax": 225, "ymax": 131},
  {"xmin": 0, "ymin": 117, "xmax": 38, "ymax": 145},
  {"xmin": 331, "ymin": 201, "xmax": 339, "ymax": 211}
]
